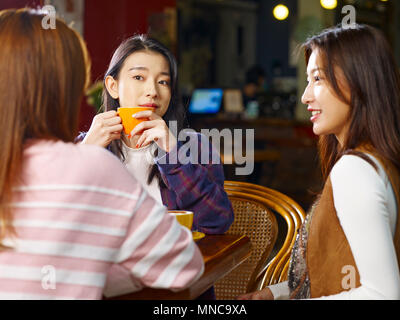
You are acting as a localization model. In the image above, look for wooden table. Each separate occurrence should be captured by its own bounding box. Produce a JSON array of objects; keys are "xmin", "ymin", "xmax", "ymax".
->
[{"xmin": 106, "ymin": 234, "xmax": 252, "ymax": 300}]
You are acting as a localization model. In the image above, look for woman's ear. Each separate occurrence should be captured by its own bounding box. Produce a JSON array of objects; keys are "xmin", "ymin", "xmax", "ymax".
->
[{"xmin": 105, "ymin": 75, "xmax": 119, "ymax": 99}]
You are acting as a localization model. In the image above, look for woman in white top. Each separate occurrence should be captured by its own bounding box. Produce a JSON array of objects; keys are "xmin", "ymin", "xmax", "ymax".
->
[{"xmin": 239, "ymin": 24, "xmax": 400, "ymax": 300}]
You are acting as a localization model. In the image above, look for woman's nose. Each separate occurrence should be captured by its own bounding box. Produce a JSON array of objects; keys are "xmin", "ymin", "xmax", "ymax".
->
[
  {"xmin": 145, "ymin": 81, "xmax": 158, "ymax": 98},
  {"xmin": 301, "ymin": 84, "xmax": 313, "ymax": 105}
]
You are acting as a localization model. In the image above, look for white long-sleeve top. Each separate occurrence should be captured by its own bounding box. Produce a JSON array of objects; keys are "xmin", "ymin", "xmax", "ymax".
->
[
  {"xmin": 269, "ymin": 154, "xmax": 400, "ymax": 300},
  {"xmin": 121, "ymin": 141, "xmax": 163, "ymax": 205}
]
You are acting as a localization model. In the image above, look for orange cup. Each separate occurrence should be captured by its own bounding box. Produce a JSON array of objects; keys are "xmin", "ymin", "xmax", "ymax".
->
[
  {"xmin": 168, "ymin": 210, "xmax": 194, "ymax": 230},
  {"xmin": 117, "ymin": 107, "xmax": 153, "ymax": 135}
]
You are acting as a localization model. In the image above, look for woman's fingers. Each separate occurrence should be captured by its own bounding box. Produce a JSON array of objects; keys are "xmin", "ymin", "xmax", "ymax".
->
[
  {"xmin": 135, "ymin": 127, "xmax": 176, "ymax": 152},
  {"xmin": 81, "ymin": 111, "xmax": 122, "ymax": 147},
  {"xmin": 95, "ymin": 112, "xmax": 122, "ymax": 134},
  {"xmin": 236, "ymin": 292, "xmax": 257, "ymax": 300},
  {"xmin": 109, "ymin": 124, "xmax": 123, "ymax": 133},
  {"xmin": 135, "ymin": 129, "xmax": 154, "ymax": 148},
  {"xmin": 132, "ymin": 110, "xmax": 157, "ymax": 119},
  {"xmin": 130, "ymin": 120, "xmax": 160, "ymax": 137},
  {"xmin": 109, "ymin": 131, "xmax": 122, "ymax": 141},
  {"xmin": 95, "ymin": 111, "xmax": 122, "ymax": 128},
  {"xmin": 98, "ymin": 110, "xmax": 119, "ymax": 119},
  {"xmin": 127, "ymin": 115, "xmax": 174, "ymax": 151},
  {"xmin": 103, "ymin": 116, "xmax": 122, "ymax": 126},
  {"xmin": 236, "ymin": 288, "xmax": 274, "ymax": 300}
]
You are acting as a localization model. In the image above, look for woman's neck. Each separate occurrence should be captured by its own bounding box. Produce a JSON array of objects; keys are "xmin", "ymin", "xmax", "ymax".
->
[{"xmin": 336, "ymin": 123, "xmax": 350, "ymax": 148}]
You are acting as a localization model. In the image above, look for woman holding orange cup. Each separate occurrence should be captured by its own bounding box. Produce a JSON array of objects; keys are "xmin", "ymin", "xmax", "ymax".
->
[
  {"xmin": 78, "ymin": 35, "xmax": 233, "ymax": 241},
  {"xmin": 80, "ymin": 40, "xmax": 175, "ymax": 153},
  {"xmin": 116, "ymin": 106, "xmax": 152, "ymax": 137}
]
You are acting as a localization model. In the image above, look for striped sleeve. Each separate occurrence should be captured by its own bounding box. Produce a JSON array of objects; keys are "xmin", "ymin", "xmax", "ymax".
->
[{"xmin": 103, "ymin": 188, "xmax": 204, "ymax": 297}]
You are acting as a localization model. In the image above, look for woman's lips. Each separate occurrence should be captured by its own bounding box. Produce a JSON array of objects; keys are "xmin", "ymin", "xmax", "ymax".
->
[
  {"xmin": 139, "ymin": 104, "xmax": 158, "ymax": 109},
  {"xmin": 310, "ymin": 113, "xmax": 321, "ymax": 122},
  {"xmin": 308, "ymin": 107, "xmax": 322, "ymax": 123}
]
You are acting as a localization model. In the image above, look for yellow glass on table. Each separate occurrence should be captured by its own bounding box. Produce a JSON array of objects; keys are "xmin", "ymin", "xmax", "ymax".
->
[
  {"xmin": 168, "ymin": 210, "xmax": 205, "ymax": 241},
  {"xmin": 117, "ymin": 106, "xmax": 153, "ymax": 135}
]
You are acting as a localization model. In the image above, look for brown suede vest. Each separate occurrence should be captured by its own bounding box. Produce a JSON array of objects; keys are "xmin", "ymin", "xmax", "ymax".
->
[{"xmin": 307, "ymin": 151, "xmax": 400, "ymax": 298}]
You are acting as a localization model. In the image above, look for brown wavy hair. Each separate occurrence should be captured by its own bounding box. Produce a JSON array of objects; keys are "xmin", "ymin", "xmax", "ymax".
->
[
  {"xmin": 302, "ymin": 24, "xmax": 400, "ymax": 180},
  {"xmin": 0, "ymin": 8, "xmax": 91, "ymax": 246}
]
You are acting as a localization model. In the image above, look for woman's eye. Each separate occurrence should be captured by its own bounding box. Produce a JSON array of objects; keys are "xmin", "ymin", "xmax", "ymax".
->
[
  {"xmin": 133, "ymin": 75, "xmax": 143, "ymax": 80},
  {"xmin": 159, "ymin": 80, "xmax": 170, "ymax": 86},
  {"xmin": 314, "ymin": 76, "xmax": 321, "ymax": 82}
]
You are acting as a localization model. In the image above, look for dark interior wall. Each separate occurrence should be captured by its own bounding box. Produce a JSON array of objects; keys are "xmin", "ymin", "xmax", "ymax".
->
[
  {"xmin": 81, "ymin": 0, "xmax": 176, "ymax": 130},
  {"xmin": 84, "ymin": 0, "xmax": 176, "ymax": 83},
  {"xmin": 0, "ymin": 0, "xmax": 176, "ymax": 131},
  {"xmin": 0, "ymin": 0, "xmax": 42, "ymax": 10},
  {"xmin": 256, "ymin": 0, "xmax": 297, "ymax": 82}
]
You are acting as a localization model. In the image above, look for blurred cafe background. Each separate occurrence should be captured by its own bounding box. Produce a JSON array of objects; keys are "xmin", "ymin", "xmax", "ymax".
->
[{"xmin": 3, "ymin": 0, "xmax": 400, "ymax": 212}]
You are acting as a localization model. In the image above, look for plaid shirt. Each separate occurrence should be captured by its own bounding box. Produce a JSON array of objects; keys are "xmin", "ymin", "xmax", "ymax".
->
[
  {"xmin": 76, "ymin": 132, "xmax": 234, "ymax": 235},
  {"xmin": 155, "ymin": 132, "xmax": 234, "ymax": 234}
]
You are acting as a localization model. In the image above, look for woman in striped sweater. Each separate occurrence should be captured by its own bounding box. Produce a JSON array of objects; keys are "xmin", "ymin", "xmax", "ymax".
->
[{"xmin": 0, "ymin": 8, "xmax": 204, "ymax": 300}]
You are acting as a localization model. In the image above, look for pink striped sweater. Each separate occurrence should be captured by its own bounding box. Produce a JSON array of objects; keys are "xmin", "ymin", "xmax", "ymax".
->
[{"xmin": 0, "ymin": 140, "xmax": 204, "ymax": 299}]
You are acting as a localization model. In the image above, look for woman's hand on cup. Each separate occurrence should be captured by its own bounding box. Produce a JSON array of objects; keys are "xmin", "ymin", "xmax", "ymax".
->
[
  {"xmin": 130, "ymin": 109, "xmax": 177, "ymax": 153},
  {"xmin": 81, "ymin": 111, "xmax": 123, "ymax": 148}
]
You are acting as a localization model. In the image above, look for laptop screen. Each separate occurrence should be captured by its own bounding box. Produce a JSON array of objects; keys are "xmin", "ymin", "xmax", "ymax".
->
[{"xmin": 188, "ymin": 88, "xmax": 223, "ymax": 114}]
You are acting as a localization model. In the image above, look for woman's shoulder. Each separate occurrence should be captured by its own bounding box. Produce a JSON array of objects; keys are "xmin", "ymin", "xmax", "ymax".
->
[
  {"xmin": 331, "ymin": 154, "xmax": 387, "ymax": 189},
  {"xmin": 333, "ymin": 153, "xmax": 382, "ymax": 174},
  {"xmin": 40, "ymin": 140, "xmax": 131, "ymax": 182},
  {"xmin": 73, "ymin": 143, "xmax": 127, "ymax": 174},
  {"xmin": 35, "ymin": 140, "xmax": 121, "ymax": 172},
  {"xmin": 71, "ymin": 142, "xmax": 144, "ymax": 192},
  {"xmin": 74, "ymin": 140, "xmax": 115, "ymax": 159},
  {"xmin": 24, "ymin": 139, "xmax": 135, "ymax": 186}
]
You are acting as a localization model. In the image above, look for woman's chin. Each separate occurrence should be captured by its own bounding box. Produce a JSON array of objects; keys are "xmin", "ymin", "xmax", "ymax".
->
[{"xmin": 312, "ymin": 124, "xmax": 323, "ymax": 136}]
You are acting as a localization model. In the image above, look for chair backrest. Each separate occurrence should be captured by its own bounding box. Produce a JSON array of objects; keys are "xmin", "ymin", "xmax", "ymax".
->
[
  {"xmin": 214, "ymin": 189, "xmax": 279, "ymax": 300},
  {"xmin": 214, "ymin": 181, "xmax": 306, "ymax": 299}
]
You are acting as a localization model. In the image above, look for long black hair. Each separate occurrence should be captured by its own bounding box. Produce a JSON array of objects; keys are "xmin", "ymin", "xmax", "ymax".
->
[
  {"xmin": 102, "ymin": 34, "xmax": 187, "ymax": 187},
  {"xmin": 302, "ymin": 24, "xmax": 400, "ymax": 180}
]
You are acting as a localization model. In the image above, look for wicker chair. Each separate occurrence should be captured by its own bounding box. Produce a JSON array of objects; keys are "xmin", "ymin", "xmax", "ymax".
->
[{"xmin": 214, "ymin": 181, "xmax": 306, "ymax": 300}]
